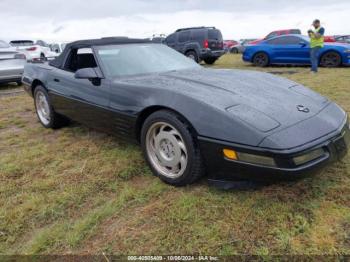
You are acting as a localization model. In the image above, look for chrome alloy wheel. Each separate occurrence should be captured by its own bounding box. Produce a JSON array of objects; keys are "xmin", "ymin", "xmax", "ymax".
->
[
  {"xmin": 146, "ymin": 122, "xmax": 188, "ymax": 179},
  {"xmin": 35, "ymin": 90, "xmax": 51, "ymax": 125}
]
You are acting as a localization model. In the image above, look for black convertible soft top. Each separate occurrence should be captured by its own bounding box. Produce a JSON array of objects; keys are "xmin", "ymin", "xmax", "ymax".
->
[{"xmin": 49, "ymin": 37, "xmax": 151, "ymax": 68}]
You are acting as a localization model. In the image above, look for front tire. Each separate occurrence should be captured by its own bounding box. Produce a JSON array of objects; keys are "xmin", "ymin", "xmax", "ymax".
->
[
  {"xmin": 253, "ymin": 52, "xmax": 269, "ymax": 67},
  {"xmin": 34, "ymin": 85, "xmax": 69, "ymax": 129},
  {"xmin": 40, "ymin": 53, "xmax": 46, "ymax": 61},
  {"xmin": 230, "ymin": 47, "xmax": 238, "ymax": 54},
  {"xmin": 141, "ymin": 110, "xmax": 204, "ymax": 186},
  {"xmin": 320, "ymin": 51, "xmax": 341, "ymax": 67},
  {"xmin": 185, "ymin": 50, "xmax": 199, "ymax": 63}
]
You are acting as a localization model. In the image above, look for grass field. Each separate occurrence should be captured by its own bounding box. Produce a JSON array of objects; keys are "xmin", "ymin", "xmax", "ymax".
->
[{"xmin": 0, "ymin": 54, "xmax": 349, "ymax": 256}]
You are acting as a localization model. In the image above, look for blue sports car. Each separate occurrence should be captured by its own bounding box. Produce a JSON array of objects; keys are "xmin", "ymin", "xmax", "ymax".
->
[{"xmin": 243, "ymin": 34, "xmax": 350, "ymax": 67}]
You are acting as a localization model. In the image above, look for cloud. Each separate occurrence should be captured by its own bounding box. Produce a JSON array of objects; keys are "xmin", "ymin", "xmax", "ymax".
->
[{"xmin": 0, "ymin": 0, "xmax": 349, "ymax": 42}]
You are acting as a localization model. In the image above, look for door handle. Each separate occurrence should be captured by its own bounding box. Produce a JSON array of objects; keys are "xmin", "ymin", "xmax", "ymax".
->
[{"xmin": 54, "ymin": 78, "xmax": 60, "ymax": 82}]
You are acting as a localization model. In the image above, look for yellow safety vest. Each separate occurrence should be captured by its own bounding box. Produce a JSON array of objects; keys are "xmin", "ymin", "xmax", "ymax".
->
[{"xmin": 310, "ymin": 27, "xmax": 324, "ymax": 48}]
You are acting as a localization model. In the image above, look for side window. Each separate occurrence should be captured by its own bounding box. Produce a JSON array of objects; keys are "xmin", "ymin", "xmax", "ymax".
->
[
  {"xmin": 178, "ymin": 31, "xmax": 191, "ymax": 43},
  {"xmin": 192, "ymin": 30, "xmax": 205, "ymax": 41},
  {"xmin": 36, "ymin": 40, "xmax": 49, "ymax": 47},
  {"xmin": 208, "ymin": 29, "xmax": 223, "ymax": 40},
  {"xmin": 283, "ymin": 36, "xmax": 302, "ymax": 44},
  {"xmin": 266, "ymin": 32, "xmax": 278, "ymax": 39},
  {"xmin": 165, "ymin": 34, "xmax": 176, "ymax": 44},
  {"xmin": 51, "ymin": 44, "xmax": 59, "ymax": 53},
  {"xmin": 63, "ymin": 48, "xmax": 97, "ymax": 72},
  {"xmin": 291, "ymin": 29, "xmax": 301, "ymax": 34},
  {"xmin": 267, "ymin": 36, "xmax": 300, "ymax": 45}
]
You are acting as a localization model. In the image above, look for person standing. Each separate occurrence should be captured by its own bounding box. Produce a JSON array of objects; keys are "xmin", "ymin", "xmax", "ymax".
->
[{"xmin": 308, "ymin": 19, "xmax": 325, "ymax": 73}]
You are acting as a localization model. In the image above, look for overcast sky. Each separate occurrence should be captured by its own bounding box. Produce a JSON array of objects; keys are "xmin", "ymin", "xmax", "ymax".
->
[{"xmin": 0, "ymin": 0, "xmax": 349, "ymax": 42}]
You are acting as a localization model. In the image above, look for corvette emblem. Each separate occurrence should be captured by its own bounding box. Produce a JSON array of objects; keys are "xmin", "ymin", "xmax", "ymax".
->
[{"xmin": 297, "ymin": 105, "xmax": 310, "ymax": 113}]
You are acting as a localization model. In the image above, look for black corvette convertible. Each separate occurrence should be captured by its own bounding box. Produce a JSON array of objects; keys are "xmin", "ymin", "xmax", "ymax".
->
[{"xmin": 22, "ymin": 37, "xmax": 349, "ymax": 186}]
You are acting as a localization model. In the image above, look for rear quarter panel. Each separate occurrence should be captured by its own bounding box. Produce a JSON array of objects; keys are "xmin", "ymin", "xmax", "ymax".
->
[{"xmin": 22, "ymin": 62, "xmax": 53, "ymax": 95}]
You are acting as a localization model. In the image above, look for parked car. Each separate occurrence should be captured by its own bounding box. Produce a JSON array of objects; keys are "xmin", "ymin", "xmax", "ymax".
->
[
  {"xmin": 243, "ymin": 34, "xmax": 350, "ymax": 67},
  {"xmin": 22, "ymin": 37, "xmax": 349, "ymax": 186},
  {"xmin": 223, "ymin": 40, "xmax": 238, "ymax": 52},
  {"xmin": 335, "ymin": 35, "xmax": 350, "ymax": 44},
  {"xmin": 249, "ymin": 29, "xmax": 302, "ymax": 45},
  {"xmin": 49, "ymin": 42, "xmax": 68, "ymax": 54},
  {"xmin": 0, "ymin": 40, "xmax": 26, "ymax": 85},
  {"xmin": 230, "ymin": 39, "xmax": 258, "ymax": 54},
  {"xmin": 251, "ymin": 30, "xmax": 336, "ymax": 45},
  {"xmin": 150, "ymin": 34, "xmax": 166, "ymax": 44},
  {"xmin": 164, "ymin": 27, "xmax": 225, "ymax": 64},
  {"xmin": 9, "ymin": 40, "xmax": 58, "ymax": 61}
]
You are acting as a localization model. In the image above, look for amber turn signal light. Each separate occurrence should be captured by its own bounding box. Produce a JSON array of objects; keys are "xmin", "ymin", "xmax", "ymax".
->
[{"xmin": 223, "ymin": 149, "xmax": 238, "ymax": 160}]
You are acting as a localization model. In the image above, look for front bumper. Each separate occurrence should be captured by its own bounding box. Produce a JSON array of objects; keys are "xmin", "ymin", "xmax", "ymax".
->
[
  {"xmin": 199, "ymin": 121, "xmax": 350, "ymax": 182},
  {"xmin": 343, "ymin": 54, "xmax": 350, "ymax": 66}
]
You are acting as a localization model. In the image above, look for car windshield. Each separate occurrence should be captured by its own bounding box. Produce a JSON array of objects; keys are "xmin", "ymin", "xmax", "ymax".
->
[
  {"xmin": 96, "ymin": 44, "xmax": 200, "ymax": 77},
  {"xmin": 0, "ymin": 40, "xmax": 10, "ymax": 48}
]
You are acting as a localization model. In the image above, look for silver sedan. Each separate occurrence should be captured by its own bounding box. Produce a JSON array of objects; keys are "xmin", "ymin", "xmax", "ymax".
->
[
  {"xmin": 0, "ymin": 40, "xmax": 26, "ymax": 85},
  {"xmin": 230, "ymin": 39, "xmax": 257, "ymax": 54}
]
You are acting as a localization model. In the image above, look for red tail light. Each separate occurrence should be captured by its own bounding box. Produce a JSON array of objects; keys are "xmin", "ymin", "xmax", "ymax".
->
[
  {"xmin": 203, "ymin": 39, "xmax": 209, "ymax": 48},
  {"xmin": 26, "ymin": 47, "xmax": 37, "ymax": 51}
]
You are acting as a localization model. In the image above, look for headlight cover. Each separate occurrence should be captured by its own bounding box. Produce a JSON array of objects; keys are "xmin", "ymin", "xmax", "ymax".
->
[
  {"xmin": 293, "ymin": 148, "xmax": 325, "ymax": 166},
  {"xmin": 238, "ymin": 152, "xmax": 276, "ymax": 167}
]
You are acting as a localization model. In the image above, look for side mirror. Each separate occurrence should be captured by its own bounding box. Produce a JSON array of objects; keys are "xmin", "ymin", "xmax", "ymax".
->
[
  {"xmin": 74, "ymin": 68, "xmax": 101, "ymax": 86},
  {"xmin": 299, "ymin": 41, "xmax": 307, "ymax": 47},
  {"xmin": 75, "ymin": 68, "xmax": 98, "ymax": 79}
]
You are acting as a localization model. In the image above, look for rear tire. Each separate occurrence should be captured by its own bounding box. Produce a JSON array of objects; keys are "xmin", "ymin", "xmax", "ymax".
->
[
  {"xmin": 204, "ymin": 57, "xmax": 217, "ymax": 65},
  {"xmin": 185, "ymin": 50, "xmax": 199, "ymax": 63},
  {"xmin": 253, "ymin": 52, "xmax": 269, "ymax": 67},
  {"xmin": 320, "ymin": 51, "xmax": 341, "ymax": 67},
  {"xmin": 34, "ymin": 85, "xmax": 69, "ymax": 129},
  {"xmin": 141, "ymin": 110, "xmax": 204, "ymax": 186},
  {"xmin": 40, "ymin": 53, "xmax": 46, "ymax": 61},
  {"xmin": 230, "ymin": 47, "xmax": 238, "ymax": 54}
]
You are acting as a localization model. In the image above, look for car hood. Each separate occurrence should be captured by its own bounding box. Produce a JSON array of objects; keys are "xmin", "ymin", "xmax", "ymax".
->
[{"xmin": 119, "ymin": 68, "xmax": 329, "ymax": 133}]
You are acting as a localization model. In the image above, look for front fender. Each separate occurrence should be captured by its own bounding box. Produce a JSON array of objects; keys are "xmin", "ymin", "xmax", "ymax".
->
[{"xmin": 137, "ymin": 90, "xmax": 265, "ymax": 147}]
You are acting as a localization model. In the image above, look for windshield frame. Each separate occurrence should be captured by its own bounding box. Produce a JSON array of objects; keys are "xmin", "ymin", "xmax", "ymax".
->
[{"xmin": 92, "ymin": 43, "xmax": 200, "ymax": 78}]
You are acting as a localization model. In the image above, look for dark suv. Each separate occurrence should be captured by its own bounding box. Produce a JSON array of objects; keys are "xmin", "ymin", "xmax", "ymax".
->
[{"xmin": 164, "ymin": 27, "xmax": 224, "ymax": 64}]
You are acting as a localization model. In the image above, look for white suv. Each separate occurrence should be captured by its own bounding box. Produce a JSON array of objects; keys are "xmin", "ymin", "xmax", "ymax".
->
[{"xmin": 9, "ymin": 40, "xmax": 58, "ymax": 61}]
